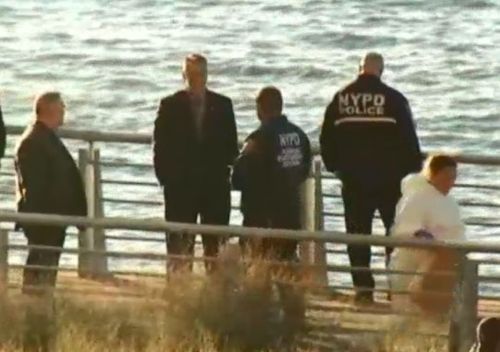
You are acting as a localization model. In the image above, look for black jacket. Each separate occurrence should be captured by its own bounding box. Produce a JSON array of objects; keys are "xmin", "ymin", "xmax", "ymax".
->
[
  {"xmin": 153, "ymin": 89, "xmax": 238, "ymax": 196},
  {"xmin": 232, "ymin": 115, "xmax": 311, "ymax": 222},
  {"xmin": 15, "ymin": 121, "xmax": 87, "ymax": 220},
  {"xmin": 0, "ymin": 105, "xmax": 6, "ymax": 159},
  {"xmin": 320, "ymin": 74, "xmax": 422, "ymax": 189}
]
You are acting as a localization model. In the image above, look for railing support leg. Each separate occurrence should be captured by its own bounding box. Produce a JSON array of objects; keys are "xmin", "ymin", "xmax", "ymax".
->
[
  {"xmin": 449, "ymin": 257, "xmax": 478, "ymax": 352},
  {"xmin": 0, "ymin": 228, "xmax": 8, "ymax": 293},
  {"xmin": 313, "ymin": 159, "xmax": 328, "ymax": 285},
  {"xmin": 299, "ymin": 161, "xmax": 315, "ymax": 265},
  {"xmin": 92, "ymin": 148, "xmax": 109, "ymax": 278},
  {"xmin": 78, "ymin": 148, "xmax": 94, "ymax": 278}
]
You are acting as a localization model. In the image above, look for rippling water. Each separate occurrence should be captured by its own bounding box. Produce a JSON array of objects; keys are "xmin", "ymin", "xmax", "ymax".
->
[{"xmin": 1, "ymin": 0, "xmax": 500, "ymax": 289}]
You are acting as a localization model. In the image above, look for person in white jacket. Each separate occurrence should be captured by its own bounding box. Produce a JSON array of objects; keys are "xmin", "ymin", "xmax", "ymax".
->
[{"xmin": 389, "ymin": 154, "xmax": 465, "ymax": 314}]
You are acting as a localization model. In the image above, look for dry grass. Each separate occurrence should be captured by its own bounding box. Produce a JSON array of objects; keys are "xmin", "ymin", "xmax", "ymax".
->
[
  {"xmin": 0, "ymin": 261, "xmax": 311, "ymax": 352},
  {"xmin": 0, "ymin": 256, "xmax": 449, "ymax": 352}
]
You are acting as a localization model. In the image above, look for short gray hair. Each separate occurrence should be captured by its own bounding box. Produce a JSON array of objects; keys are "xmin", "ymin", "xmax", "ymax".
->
[
  {"xmin": 34, "ymin": 91, "xmax": 62, "ymax": 116},
  {"xmin": 182, "ymin": 53, "xmax": 207, "ymax": 74}
]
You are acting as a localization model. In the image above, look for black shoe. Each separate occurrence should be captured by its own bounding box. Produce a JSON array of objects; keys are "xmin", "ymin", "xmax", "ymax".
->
[{"xmin": 354, "ymin": 292, "xmax": 374, "ymax": 305}]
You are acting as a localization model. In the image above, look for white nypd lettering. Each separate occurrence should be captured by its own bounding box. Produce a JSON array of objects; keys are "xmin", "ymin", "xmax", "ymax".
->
[
  {"xmin": 277, "ymin": 132, "xmax": 303, "ymax": 168},
  {"xmin": 339, "ymin": 93, "xmax": 350, "ymax": 107},
  {"xmin": 374, "ymin": 94, "xmax": 385, "ymax": 107},
  {"xmin": 338, "ymin": 93, "xmax": 385, "ymax": 116},
  {"xmin": 279, "ymin": 132, "xmax": 300, "ymax": 147},
  {"xmin": 351, "ymin": 93, "xmax": 362, "ymax": 106}
]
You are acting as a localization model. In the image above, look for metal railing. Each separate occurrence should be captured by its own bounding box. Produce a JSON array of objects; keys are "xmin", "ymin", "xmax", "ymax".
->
[{"xmin": 0, "ymin": 211, "xmax": 489, "ymax": 351}]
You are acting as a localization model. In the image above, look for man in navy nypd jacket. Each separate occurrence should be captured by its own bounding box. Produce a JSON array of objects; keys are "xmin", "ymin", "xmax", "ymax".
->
[
  {"xmin": 233, "ymin": 86, "xmax": 311, "ymax": 252},
  {"xmin": 320, "ymin": 52, "xmax": 422, "ymax": 304},
  {"xmin": 232, "ymin": 86, "xmax": 311, "ymax": 330}
]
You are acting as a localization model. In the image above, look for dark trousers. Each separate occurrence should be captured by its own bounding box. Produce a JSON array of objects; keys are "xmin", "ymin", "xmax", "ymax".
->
[
  {"xmin": 164, "ymin": 185, "xmax": 230, "ymax": 274},
  {"xmin": 342, "ymin": 184, "xmax": 401, "ymax": 295},
  {"xmin": 242, "ymin": 210, "xmax": 305, "ymax": 329},
  {"xmin": 23, "ymin": 226, "xmax": 66, "ymax": 295},
  {"xmin": 241, "ymin": 213, "xmax": 299, "ymax": 261}
]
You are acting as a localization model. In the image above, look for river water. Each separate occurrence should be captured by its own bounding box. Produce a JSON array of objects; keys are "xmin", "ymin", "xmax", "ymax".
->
[{"xmin": 0, "ymin": 0, "xmax": 499, "ymax": 291}]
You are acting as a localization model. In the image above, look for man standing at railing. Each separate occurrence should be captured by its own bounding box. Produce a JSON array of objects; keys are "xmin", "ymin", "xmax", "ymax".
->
[
  {"xmin": 232, "ymin": 86, "xmax": 311, "ymax": 335},
  {"xmin": 15, "ymin": 91, "xmax": 87, "ymax": 295},
  {"xmin": 153, "ymin": 54, "xmax": 238, "ymax": 274},
  {"xmin": 319, "ymin": 52, "xmax": 422, "ymax": 304}
]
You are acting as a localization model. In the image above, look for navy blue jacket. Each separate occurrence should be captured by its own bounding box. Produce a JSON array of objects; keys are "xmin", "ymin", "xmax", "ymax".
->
[
  {"xmin": 233, "ymin": 115, "xmax": 311, "ymax": 223},
  {"xmin": 320, "ymin": 74, "xmax": 422, "ymax": 189}
]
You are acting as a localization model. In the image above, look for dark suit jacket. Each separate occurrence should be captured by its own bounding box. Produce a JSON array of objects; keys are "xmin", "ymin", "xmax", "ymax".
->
[
  {"xmin": 15, "ymin": 121, "xmax": 87, "ymax": 222},
  {"xmin": 153, "ymin": 89, "xmax": 238, "ymax": 198},
  {"xmin": 0, "ymin": 105, "xmax": 6, "ymax": 159}
]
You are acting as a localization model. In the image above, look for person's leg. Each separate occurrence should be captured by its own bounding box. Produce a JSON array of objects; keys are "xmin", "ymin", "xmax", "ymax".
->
[
  {"xmin": 23, "ymin": 231, "xmax": 44, "ymax": 294},
  {"xmin": 377, "ymin": 185, "xmax": 401, "ymax": 301},
  {"xmin": 270, "ymin": 213, "xmax": 305, "ymax": 337},
  {"xmin": 377, "ymin": 185, "xmax": 401, "ymax": 259},
  {"xmin": 22, "ymin": 227, "xmax": 64, "ymax": 351},
  {"xmin": 42, "ymin": 227, "xmax": 66, "ymax": 290},
  {"xmin": 200, "ymin": 185, "xmax": 231, "ymax": 274},
  {"xmin": 23, "ymin": 226, "xmax": 65, "ymax": 295},
  {"xmin": 342, "ymin": 185, "xmax": 376, "ymax": 301},
  {"xmin": 164, "ymin": 190, "xmax": 198, "ymax": 275},
  {"xmin": 241, "ymin": 214, "xmax": 269, "ymax": 258},
  {"xmin": 276, "ymin": 240, "xmax": 305, "ymax": 331}
]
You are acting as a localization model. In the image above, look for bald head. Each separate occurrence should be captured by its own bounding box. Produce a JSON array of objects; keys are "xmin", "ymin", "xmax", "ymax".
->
[
  {"xmin": 34, "ymin": 91, "xmax": 65, "ymax": 129},
  {"xmin": 256, "ymin": 86, "xmax": 283, "ymax": 122},
  {"xmin": 476, "ymin": 317, "xmax": 500, "ymax": 350},
  {"xmin": 182, "ymin": 54, "xmax": 208, "ymax": 93},
  {"xmin": 359, "ymin": 52, "xmax": 384, "ymax": 77}
]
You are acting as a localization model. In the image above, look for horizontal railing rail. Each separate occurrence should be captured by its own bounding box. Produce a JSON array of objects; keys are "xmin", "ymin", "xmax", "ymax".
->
[
  {"xmin": 0, "ymin": 211, "xmax": 499, "ymax": 253},
  {"xmin": 5, "ymin": 124, "xmax": 500, "ymax": 165}
]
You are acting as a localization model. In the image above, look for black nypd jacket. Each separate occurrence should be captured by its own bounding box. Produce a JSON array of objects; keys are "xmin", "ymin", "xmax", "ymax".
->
[
  {"xmin": 232, "ymin": 115, "xmax": 311, "ymax": 221},
  {"xmin": 320, "ymin": 74, "xmax": 422, "ymax": 189}
]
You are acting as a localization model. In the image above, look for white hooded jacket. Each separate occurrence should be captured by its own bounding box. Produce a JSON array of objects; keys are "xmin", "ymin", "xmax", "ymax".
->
[
  {"xmin": 391, "ymin": 173, "xmax": 465, "ymax": 241},
  {"xmin": 390, "ymin": 173, "xmax": 465, "ymax": 309}
]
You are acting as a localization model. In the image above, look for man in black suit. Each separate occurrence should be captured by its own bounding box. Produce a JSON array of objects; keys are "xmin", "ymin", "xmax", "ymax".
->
[
  {"xmin": 15, "ymin": 91, "xmax": 87, "ymax": 294},
  {"xmin": 153, "ymin": 54, "xmax": 238, "ymax": 274}
]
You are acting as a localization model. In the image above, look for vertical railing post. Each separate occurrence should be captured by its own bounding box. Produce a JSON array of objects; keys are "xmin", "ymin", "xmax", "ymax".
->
[
  {"xmin": 0, "ymin": 228, "xmax": 9, "ymax": 293},
  {"xmin": 92, "ymin": 148, "xmax": 109, "ymax": 277},
  {"xmin": 449, "ymin": 256, "xmax": 478, "ymax": 352},
  {"xmin": 313, "ymin": 159, "xmax": 328, "ymax": 285},
  {"xmin": 299, "ymin": 160, "xmax": 315, "ymax": 265},
  {"xmin": 78, "ymin": 148, "xmax": 94, "ymax": 278}
]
